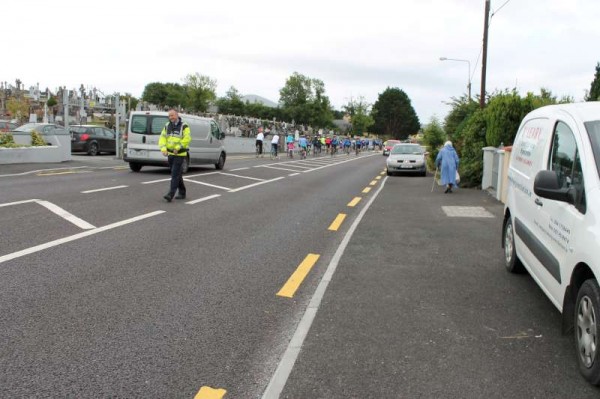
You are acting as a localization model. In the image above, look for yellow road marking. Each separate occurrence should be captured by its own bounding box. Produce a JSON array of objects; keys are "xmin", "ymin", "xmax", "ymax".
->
[
  {"xmin": 328, "ymin": 213, "xmax": 347, "ymax": 231},
  {"xmin": 36, "ymin": 171, "xmax": 79, "ymax": 176},
  {"xmin": 362, "ymin": 187, "xmax": 371, "ymax": 194},
  {"xmin": 194, "ymin": 386, "xmax": 227, "ymax": 399},
  {"xmin": 380, "ymin": 172, "xmax": 386, "ymax": 175},
  {"xmin": 277, "ymin": 254, "xmax": 320, "ymax": 298},
  {"xmin": 347, "ymin": 197, "xmax": 362, "ymax": 207},
  {"xmin": 113, "ymin": 166, "xmax": 129, "ymax": 170},
  {"xmin": 369, "ymin": 180, "xmax": 378, "ymax": 186},
  {"xmin": 375, "ymin": 176, "xmax": 382, "ymax": 180}
]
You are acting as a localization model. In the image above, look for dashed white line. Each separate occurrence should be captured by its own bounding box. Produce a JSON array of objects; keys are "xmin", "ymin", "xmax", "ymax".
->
[
  {"xmin": 258, "ymin": 165, "xmax": 307, "ymax": 173},
  {"xmin": 0, "ymin": 210, "xmax": 165, "ymax": 265},
  {"xmin": 81, "ymin": 185, "xmax": 128, "ymax": 194},
  {"xmin": 288, "ymin": 173, "xmax": 300, "ymax": 177},
  {"xmin": 184, "ymin": 179, "xmax": 232, "ymax": 191},
  {"xmin": 186, "ymin": 194, "xmax": 221, "ymax": 205},
  {"xmin": 36, "ymin": 200, "xmax": 97, "ymax": 230},
  {"xmin": 230, "ymin": 167, "xmax": 250, "ymax": 171},
  {"xmin": 218, "ymin": 173, "xmax": 265, "ymax": 181},
  {"xmin": 229, "ymin": 177, "xmax": 285, "ymax": 193}
]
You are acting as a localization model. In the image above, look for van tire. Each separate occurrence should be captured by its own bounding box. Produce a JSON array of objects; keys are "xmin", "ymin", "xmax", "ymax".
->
[
  {"xmin": 503, "ymin": 217, "xmax": 524, "ymax": 273},
  {"xmin": 129, "ymin": 162, "xmax": 142, "ymax": 172},
  {"xmin": 215, "ymin": 153, "xmax": 225, "ymax": 170},
  {"xmin": 575, "ymin": 279, "xmax": 600, "ymax": 385}
]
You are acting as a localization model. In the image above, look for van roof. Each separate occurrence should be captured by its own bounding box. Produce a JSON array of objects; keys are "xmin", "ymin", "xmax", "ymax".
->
[
  {"xmin": 130, "ymin": 111, "xmax": 214, "ymax": 121},
  {"xmin": 528, "ymin": 102, "xmax": 600, "ymax": 123}
]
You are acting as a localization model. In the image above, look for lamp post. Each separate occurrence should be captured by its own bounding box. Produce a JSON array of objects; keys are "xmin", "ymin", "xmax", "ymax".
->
[{"xmin": 439, "ymin": 57, "xmax": 472, "ymax": 101}]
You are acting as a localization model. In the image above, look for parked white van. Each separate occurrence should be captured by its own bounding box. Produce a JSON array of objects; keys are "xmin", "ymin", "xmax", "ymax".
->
[
  {"xmin": 503, "ymin": 102, "xmax": 600, "ymax": 385},
  {"xmin": 124, "ymin": 111, "xmax": 226, "ymax": 173}
]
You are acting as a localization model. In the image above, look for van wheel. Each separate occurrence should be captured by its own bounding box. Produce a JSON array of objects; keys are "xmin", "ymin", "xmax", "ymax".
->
[
  {"xmin": 575, "ymin": 279, "xmax": 600, "ymax": 385},
  {"xmin": 129, "ymin": 162, "xmax": 142, "ymax": 172},
  {"xmin": 182, "ymin": 157, "xmax": 189, "ymax": 174},
  {"xmin": 215, "ymin": 153, "xmax": 225, "ymax": 170},
  {"xmin": 503, "ymin": 217, "xmax": 524, "ymax": 273}
]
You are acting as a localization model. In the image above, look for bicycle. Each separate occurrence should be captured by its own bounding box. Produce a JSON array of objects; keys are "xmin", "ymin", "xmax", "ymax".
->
[
  {"xmin": 255, "ymin": 142, "xmax": 263, "ymax": 158},
  {"xmin": 287, "ymin": 143, "xmax": 294, "ymax": 158},
  {"xmin": 270, "ymin": 143, "xmax": 279, "ymax": 160},
  {"xmin": 300, "ymin": 146, "xmax": 307, "ymax": 159}
]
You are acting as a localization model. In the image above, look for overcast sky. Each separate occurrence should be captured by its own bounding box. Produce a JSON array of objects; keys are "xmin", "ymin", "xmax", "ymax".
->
[{"xmin": 3, "ymin": 0, "xmax": 599, "ymax": 123}]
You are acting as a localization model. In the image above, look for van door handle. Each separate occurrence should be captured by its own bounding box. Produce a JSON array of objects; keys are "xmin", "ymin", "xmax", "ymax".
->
[
  {"xmin": 142, "ymin": 136, "xmax": 146, "ymax": 144},
  {"xmin": 534, "ymin": 198, "xmax": 543, "ymax": 207},
  {"xmin": 210, "ymin": 137, "xmax": 213, "ymax": 144}
]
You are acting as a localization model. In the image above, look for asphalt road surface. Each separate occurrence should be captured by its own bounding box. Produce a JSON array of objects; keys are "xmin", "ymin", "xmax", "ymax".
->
[{"xmin": 0, "ymin": 152, "xmax": 598, "ymax": 398}]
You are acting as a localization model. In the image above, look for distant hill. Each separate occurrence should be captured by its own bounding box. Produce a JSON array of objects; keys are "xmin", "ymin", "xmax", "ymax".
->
[{"xmin": 242, "ymin": 94, "xmax": 278, "ymax": 108}]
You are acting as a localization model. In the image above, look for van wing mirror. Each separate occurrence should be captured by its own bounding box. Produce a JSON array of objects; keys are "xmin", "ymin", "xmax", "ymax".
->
[{"xmin": 533, "ymin": 170, "xmax": 573, "ymax": 203}]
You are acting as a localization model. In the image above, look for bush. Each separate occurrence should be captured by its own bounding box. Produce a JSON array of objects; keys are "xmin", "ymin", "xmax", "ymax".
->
[
  {"xmin": 31, "ymin": 130, "xmax": 46, "ymax": 146},
  {"xmin": 422, "ymin": 117, "xmax": 446, "ymax": 170},
  {"xmin": 0, "ymin": 132, "xmax": 15, "ymax": 146}
]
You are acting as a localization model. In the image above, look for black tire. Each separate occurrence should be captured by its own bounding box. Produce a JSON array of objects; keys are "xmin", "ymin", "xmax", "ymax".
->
[
  {"xmin": 88, "ymin": 142, "xmax": 99, "ymax": 156},
  {"xmin": 575, "ymin": 279, "xmax": 600, "ymax": 385},
  {"xmin": 215, "ymin": 153, "xmax": 225, "ymax": 170},
  {"xmin": 182, "ymin": 157, "xmax": 189, "ymax": 174},
  {"xmin": 421, "ymin": 171, "xmax": 427, "ymax": 177},
  {"xmin": 129, "ymin": 162, "xmax": 142, "ymax": 172},
  {"xmin": 503, "ymin": 217, "xmax": 524, "ymax": 273},
  {"xmin": 386, "ymin": 169, "xmax": 392, "ymax": 176}
]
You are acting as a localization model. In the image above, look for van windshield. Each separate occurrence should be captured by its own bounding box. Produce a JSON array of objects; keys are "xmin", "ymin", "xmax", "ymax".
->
[
  {"xmin": 585, "ymin": 120, "xmax": 600, "ymax": 178},
  {"xmin": 131, "ymin": 115, "xmax": 169, "ymax": 135}
]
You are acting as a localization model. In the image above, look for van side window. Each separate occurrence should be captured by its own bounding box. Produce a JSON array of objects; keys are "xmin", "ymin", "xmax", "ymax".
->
[
  {"xmin": 548, "ymin": 121, "xmax": 586, "ymax": 213},
  {"xmin": 131, "ymin": 115, "xmax": 147, "ymax": 134},
  {"xmin": 211, "ymin": 122, "xmax": 220, "ymax": 139},
  {"xmin": 151, "ymin": 117, "xmax": 169, "ymax": 134}
]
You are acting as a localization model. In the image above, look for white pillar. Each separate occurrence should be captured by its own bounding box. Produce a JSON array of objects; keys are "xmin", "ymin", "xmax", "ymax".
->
[{"xmin": 482, "ymin": 147, "xmax": 496, "ymax": 190}]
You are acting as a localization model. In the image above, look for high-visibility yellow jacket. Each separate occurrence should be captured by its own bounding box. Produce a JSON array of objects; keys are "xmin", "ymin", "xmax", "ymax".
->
[{"xmin": 159, "ymin": 119, "xmax": 191, "ymax": 156}]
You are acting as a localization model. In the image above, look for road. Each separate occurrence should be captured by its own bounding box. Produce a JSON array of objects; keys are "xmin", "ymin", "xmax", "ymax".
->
[{"xmin": 0, "ymin": 153, "xmax": 598, "ymax": 398}]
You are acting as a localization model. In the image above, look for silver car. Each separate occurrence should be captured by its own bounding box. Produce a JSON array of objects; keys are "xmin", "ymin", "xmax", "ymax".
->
[{"xmin": 386, "ymin": 143, "xmax": 427, "ymax": 176}]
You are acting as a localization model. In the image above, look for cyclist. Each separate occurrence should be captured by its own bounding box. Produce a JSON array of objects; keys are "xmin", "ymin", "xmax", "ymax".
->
[
  {"xmin": 312, "ymin": 135, "xmax": 321, "ymax": 156},
  {"xmin": 270, "ymin": 131, "xmax": 280, "ymax": 159},
  {"xmin": 255, "ymin": 127, "xmax": 264, "ymax": 157},
  {"xmin": 355, "ymin": 136, "xmax": 362, "ymax": 155},
  {"xmin": 286, "ymin": 131, "xmax": 295, "ymax": 158},
  {"xmin": 325, "ymin": 136, "xmax": 332, "ymax": 154},
  {"xmin": 299, "ymin": 135, "xmax": 308, "ymax": 159},
  {"xmin": 343, "ymin": 136, "xmax": 351, "ymax": 155},
  {"xmin": 331, "ymin": 135, "xmax": 339, "ymax": 156}
]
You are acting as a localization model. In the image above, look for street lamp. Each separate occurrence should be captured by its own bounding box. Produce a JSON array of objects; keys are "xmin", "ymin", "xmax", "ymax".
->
[{"xmin": 439, "ymin": 57, "xmax": 472, "ymax": 101}]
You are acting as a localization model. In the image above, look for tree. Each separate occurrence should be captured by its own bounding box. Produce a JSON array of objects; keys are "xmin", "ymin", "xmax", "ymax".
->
[
  {"xmin": 585, "ymin": 62, "xmax": 600, "ymax": 101},
  {"xmin": 142, "ymin": 82, "xmax": 169, "ymax": 107},
  {"xmin": 163, "ymin": 83, "xmax": 187, "ymax": 109},
  {"xmin": 120, "ymin": 93, "xmax": 139, "ymax": 113},
  {"xmin": 443, "ymin": 95, "xmax": 479, "ymax": 139},
  {"xmin": 216, "ymin": 86, "xmax": 246, "ymax": 115},
  {"xmin": 7, "ymin": 97, "xmax": 29, "ymax": 122},
  {"xmin": 371, "ymin": 87, "xmax": 420, "ymax": 139},
  {"xmin": 343, "ymin": 96, "xmax": 374, "ymax": 135},
  {"xmin": 183, "ymin": 73, "xmax": 217, "ymax": 113},
  {"xmin": 46, "ymin": 96, "xmax": 57, "ymax": 108},
  {"xmin": 422, "ymin": 116, "xmax": 446, "ymax": 169},
  {"xmin": 279, "ymin": 72, "xmax": 334, "ymax": 127}
]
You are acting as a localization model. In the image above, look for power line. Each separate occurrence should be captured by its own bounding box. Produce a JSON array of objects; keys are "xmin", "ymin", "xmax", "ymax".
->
[{"xmin": 491, "ymin": 0, "xmax": 511, "ymax": 19}]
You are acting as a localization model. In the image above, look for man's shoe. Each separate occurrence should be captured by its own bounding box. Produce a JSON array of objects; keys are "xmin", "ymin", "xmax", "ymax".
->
[
  {"xmin": 175, "ymin": 194, "xmax": 186, "ymax": 200},
  {"xmin": 163, "ymin": 194, "xmax": 173, "ymax": 202}
]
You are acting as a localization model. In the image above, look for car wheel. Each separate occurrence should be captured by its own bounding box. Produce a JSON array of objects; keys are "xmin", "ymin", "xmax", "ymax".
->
[
  {"xmin": 182, "ymin": 157, "xmax": 189, "ymax": 174},
  {"xmin": 386, "ymin": 169, "xmax": 391, "ymax": 176},
  {"xmin": 575, "ymin": 279, "xmax": 600, "ymax": 385},
  {"xmin": 503, "ymin": 217, "xmax": 524, "ymax": 273},
  {"xmin": 421, "ymin": 171, "xmax": 427, "ymax": 177},
  {"xmin": 215, "ymin": 153, "xmax": 225, "ymax": 170},
  {"xmin": 129, "ymin": 162, "xmax": 142, "ymax": 172},
  {"xmin": 88, "ymin": 142, "xmax": 99, "ymax": 156}
]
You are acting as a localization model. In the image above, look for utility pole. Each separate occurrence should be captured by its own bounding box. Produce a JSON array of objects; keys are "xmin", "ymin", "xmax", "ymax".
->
[
  {"xmin": 480, "ymin": 0, "xmax": 491, "ymax": 108},
  {"xmin": 115, "ymin": 94, "xmax": 120, "ymax": 157}
]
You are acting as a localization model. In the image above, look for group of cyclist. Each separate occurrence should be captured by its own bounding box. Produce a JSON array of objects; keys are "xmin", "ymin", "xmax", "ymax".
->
[{"xmin": 256, "ymin": 127, "xmax": 382, "ymax": 159}]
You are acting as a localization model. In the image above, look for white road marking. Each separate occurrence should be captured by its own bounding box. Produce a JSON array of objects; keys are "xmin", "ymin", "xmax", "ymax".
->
[
  {"xmin": 258, "ymin": 165, "xmax": 307, "ymax": 173},
  {"xmin": 303, "ymin": 153, "xmax": 378, "ymax": 173},
  {"xmin": 229, "ymin": 177, "xmax": 285, "ymax": 193},
  {"xmin": 184, "ymin": 179, "xmax": 232, "ymax": 191},
  {"xmin": 218, "ymin": 172, "xmax": 265, "ymax": 181},
  {"xmin": 0, "ymin": 210, "xmax": 165, "ymax": 265},
  {"xmin": 141, "ymin": 172, "xmax": 220, "ymax": 185},
  {"xmin": 186, "ymin": 194, "xmax": 221, "ymax": 205},
  {"xmin": 230, "ymin": 167, "xmax": 250, "ymax": 171},
  {"xmin": 0, "ymin": 167, "xmax": 89, "ymax": 178},
  {"xmin": 81, "ymin": 185, "xmax": 128, "ymax": 194},
  {"xmin": 0, "ymin": 199, "xmax": 95, "ymax": 230},
  {"xmin": 141, "ymin": 177, "xmax": 170, "ymax": 185},
  {"xmin": 288, "ymin": 173, "xmax": 300, "ymax": 177},
  {"xmin": 35, "ymin": 200, "xmax": 97, "ymax": 230},
  {"xmin": 261, "ymin": 177, "xmax": 389, "ymax": 399}
]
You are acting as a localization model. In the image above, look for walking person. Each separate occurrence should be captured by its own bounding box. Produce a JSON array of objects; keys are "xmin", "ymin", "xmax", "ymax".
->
[
  {"xmin": 159, "ymin": 109, "xmax": 191, "ymax": 202},
  {"xmin": 435, "ymin": 141, "xmax": 460, "ymax": 193}
]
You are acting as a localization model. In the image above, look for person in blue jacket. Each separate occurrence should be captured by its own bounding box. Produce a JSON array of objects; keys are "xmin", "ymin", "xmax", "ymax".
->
[{"xmin": 436, "ymin": 141, "xmax": 460, "ymax": 193}]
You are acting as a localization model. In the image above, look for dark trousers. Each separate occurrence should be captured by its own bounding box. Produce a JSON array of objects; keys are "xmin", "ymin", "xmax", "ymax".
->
[{"xmin": 168, "ymin": 155, "xmax": 186, "ymax": 197}]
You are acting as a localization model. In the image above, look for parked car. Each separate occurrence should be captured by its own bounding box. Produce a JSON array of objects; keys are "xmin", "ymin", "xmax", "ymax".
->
[
  {"xmin": 503, "ymin": 102, "xmax": 600, "ymax": 385},
  {"xmin": 0, "ymin": 121, "xmax": 17, "ymax": 132},
  {"xmin": 383, "ymin": 140, "xmax": 401, "ymax": 156},
  {"xmin": 124, "ymin": 111, "xmax": 226, "ymax": 173},
  {"xmin": 11, "ymin": 123, "xmax": 68, "ymax": 145},
  {"xmin": 386, "ymin": 143, "xmax": 427, "ymax": 176},
  {"xmin": 70, "ymin": 125, "xmax": 116, "ymax": 155}
]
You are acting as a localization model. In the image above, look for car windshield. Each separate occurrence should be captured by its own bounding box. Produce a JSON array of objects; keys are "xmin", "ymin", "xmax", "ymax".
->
[
  {"xmin": 13, "ymin": 123, "xmax": 42, "ymax": 132},
  {"xmin": 584, "ymin": 120, "xmax": 600, "ymax": 178},
  {"xmin": 391, "ymin": 145, "xmax": 423, "ymax": 155}
]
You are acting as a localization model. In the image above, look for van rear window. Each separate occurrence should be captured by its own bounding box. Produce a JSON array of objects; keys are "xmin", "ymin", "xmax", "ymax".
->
[
  {"xmin": 130, "ymin": 115, "xmax": 169, "ymax": 135},
  {"xmin": 584, "ymin": 120, "xmax": 600, "ymax": 178}
]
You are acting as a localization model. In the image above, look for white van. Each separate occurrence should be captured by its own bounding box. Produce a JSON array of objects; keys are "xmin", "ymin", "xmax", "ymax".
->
[
  {"xmin": 503, "ymin": 102, "xmax": 600, "ymax": 385},
  {"xmin": 124, "ymin": 111, "xmax": 226, "ymax": 173}
]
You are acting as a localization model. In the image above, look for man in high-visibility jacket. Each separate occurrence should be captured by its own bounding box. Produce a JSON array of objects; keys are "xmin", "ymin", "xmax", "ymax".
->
[{"xmin": 159, "ymin": 109, "xmax": 191, "ymax": 202}]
